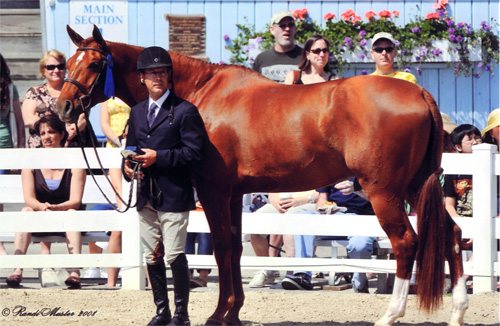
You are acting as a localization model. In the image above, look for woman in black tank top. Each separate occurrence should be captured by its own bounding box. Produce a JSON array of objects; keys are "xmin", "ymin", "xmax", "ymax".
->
[
  {"xmin": 284, "ymin": 34, "xmax": 336, "ymax": 85},
  {"xmin": 6, "ymin": 115, "xmax": 86, "ymax": 289}
]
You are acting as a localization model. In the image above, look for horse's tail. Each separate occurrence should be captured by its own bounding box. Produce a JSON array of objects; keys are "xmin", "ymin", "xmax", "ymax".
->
[{"xmin": 414, "ymin": 88, "xmax": 446, "ymax": 311}]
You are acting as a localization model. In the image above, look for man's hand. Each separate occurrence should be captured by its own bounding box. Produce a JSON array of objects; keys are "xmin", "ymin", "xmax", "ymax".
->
[
  {"xmin": 124, "ymin": 160, "xmax": 144, "ymax": 179},
  {"xmin": 135, "ymin": 148, "xmax": 157, "ymax": 168},
  {"xmin": 334, "ymin": 180, "xmax": 354, "ymax": 195}
]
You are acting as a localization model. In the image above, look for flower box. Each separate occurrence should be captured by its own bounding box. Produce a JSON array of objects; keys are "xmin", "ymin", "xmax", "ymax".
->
[{"xmin": 342, "ymin": 40, "xmax": 482, "ymax": 63}]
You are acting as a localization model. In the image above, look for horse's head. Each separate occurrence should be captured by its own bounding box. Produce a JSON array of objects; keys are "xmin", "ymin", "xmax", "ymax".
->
[{"xmin": 57, "ymin": 25, "xmax": 114, "ymax": 123}]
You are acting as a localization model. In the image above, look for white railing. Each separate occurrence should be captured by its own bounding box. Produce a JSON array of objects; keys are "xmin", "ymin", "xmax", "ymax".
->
[{"xmin": 0, "ymin": 144, "xmax": 498, "ymax": 292}]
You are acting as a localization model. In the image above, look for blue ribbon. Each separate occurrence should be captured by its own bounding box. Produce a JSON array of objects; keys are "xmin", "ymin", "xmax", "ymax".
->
[{"xmin": 103, "ymin": 53, "xmax": 115, "ymax": 98}]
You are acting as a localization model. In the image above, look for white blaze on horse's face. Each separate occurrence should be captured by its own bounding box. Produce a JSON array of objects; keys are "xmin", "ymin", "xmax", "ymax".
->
[{"xmin": 75, "ymin": 52, "xmax": 85, "ymax": 67}]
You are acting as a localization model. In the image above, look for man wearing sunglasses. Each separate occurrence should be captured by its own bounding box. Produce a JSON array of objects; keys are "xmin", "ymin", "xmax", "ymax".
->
[
  {"xmin": 253, "ymin": 11, "xmax": 303, "ymax": 83},
  {"xmin": 370, "ymin": 32, "xmax": 417, "ymax": 84}
]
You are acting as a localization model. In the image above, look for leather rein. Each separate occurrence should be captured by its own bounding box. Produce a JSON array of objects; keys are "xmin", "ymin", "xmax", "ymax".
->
[{"xmin": 65, "ymin": 46, "xmax": 138, "ymax": 213}]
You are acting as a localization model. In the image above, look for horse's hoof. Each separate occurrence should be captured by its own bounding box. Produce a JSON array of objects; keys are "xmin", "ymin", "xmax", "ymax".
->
[
  {"xmin": 205, "ymin": 318, "xmax": 223, "ymax": 325},
  {"xmin": 223, "ymin": 318, "xmax": 242, "ymax": 325}
]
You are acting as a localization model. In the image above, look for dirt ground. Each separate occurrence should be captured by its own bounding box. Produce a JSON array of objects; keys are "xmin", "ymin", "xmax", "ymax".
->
[{"xmin": 0, "ymin": 286, "xmax": 498, "ymax": 326}]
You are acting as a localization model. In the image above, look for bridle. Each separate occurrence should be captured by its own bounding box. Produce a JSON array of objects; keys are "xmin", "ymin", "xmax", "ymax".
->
[
  {"xmin": 64, "ymin": 45, "xmax": 138, "ymax": 213},
  {"xmin": 64, "ymin": 46, "xmax": 111, "ymax": 114}
]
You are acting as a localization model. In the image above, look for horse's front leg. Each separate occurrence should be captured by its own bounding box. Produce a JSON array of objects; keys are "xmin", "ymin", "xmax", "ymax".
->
[
  {"xmin": 369, "ymin": 193, "xmax": 416, "ymax": 326},
  {"xmin": 197, "ymin": 188, "xmax": 235, "ymax": 325},
  {"xmin": 223, "ymin": 195, "xmax": 245, "ymax": 325}
]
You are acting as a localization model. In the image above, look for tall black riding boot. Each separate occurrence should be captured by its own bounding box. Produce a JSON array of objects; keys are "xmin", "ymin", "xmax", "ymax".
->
[
  {"xmin": 147, "ymin": 262, "xmax": 172, "ymax": 326},
  {"xmin": 169, "ymin": 254, "xmax": 191, "ymax": 326}
]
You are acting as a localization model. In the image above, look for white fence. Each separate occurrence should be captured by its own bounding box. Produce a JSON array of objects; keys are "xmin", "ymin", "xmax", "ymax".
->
[{"xmin": 0, "ymin": 144, "xmax": 498, "ymax": 292}]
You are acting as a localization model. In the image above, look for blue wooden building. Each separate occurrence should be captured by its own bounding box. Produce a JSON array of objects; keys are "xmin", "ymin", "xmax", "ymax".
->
[{"xmin": 42, "ymin": 0, "xmax": 499, "ymax": 130}]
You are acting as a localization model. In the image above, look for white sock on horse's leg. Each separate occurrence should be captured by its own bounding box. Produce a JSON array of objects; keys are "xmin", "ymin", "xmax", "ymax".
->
[
  {"xmin": 375, "ymin": 277, "xmax": 409, "ymax": 326},
  {"xmin": 449, "ymin": 275, "xmax": 468, "ymax": 326}
]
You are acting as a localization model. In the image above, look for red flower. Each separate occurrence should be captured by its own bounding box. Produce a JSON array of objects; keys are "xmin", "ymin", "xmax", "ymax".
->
[
  {"xmin": 425, "ymin": 12, "xmax": 440, "ymax": 20},
  {"xmin": 341, "ymin": 9, "xmax": 356, "ymax": 21},
  {"xmin": 324, "ymin": 12, "xmax": 336, "ymax": 21},
  {"xmin": 365, "ymin": 10, "xmax": 376, "ymax": 21},
  {"xmin": 392, "ymin": 10, "xmax": 400, "ymax": 18},
  {"xmin": 293, "ymin": 8, "xmax": 308, "ymax": 20},
  {"xmin": 379, "ymin": 10, "xmax": 392, "ymax": 18}
]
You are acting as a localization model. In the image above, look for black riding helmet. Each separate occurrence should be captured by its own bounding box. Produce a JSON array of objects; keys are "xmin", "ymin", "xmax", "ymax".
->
[{"xmin": 137, "ymin": 46, "xmax": 172, "ymax": 71}]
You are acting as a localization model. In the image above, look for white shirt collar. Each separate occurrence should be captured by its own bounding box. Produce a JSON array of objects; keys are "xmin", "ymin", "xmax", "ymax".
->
[{"xmin": 148, "ymin": 89, "xmax": 171, "ymax": 109}]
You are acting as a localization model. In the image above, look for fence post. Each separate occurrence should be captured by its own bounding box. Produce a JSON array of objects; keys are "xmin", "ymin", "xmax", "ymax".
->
[
  {"xmin": 471, "ymin": 144, "xmax": 496, "ymax": 292},
  {"xmin": 120, "ymin": 210, "xmax": 145, "ymax": 290}
]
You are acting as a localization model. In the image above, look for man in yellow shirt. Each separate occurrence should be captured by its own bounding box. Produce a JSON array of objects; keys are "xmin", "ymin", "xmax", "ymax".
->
[{"xmin": 370, "ymin": 32, "xmax": 417, "ymax": 84}]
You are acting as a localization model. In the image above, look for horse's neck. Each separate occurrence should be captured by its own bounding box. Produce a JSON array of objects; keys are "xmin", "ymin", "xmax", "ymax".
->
[
  {"xmin": 109, "ymin": 42, "xmax": 148, "ymax": 106},
  {"xmin": 170, "ymin": 53, "xmax": 221, "ymax": 101}
]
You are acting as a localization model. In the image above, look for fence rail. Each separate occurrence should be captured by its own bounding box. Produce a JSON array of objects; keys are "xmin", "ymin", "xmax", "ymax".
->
[{"xmin": 0, "ymin": 145, "xmax": 498, "ymax": 292}]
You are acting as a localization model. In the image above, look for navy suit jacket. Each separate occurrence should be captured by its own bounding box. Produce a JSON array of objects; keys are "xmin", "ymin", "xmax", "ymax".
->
[{"xmin": 124, "ymin": 92, "xmax": 207, "ymax": 212}]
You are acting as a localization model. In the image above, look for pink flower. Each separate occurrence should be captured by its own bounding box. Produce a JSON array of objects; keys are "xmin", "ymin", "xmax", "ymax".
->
[
  {"xmin": 426, "ymin": 12, "xmax": 440, "ymax": 20},
  {"xmin": 379, "ymin": 10, "xmax": 392, "ymax": 19},
  {"xmin": 324, "ymin": 12, "xmax": 336, "ymax": 21},
  {"xmin": 433, "ymin": 0, "xmax": 449, "ymax": 10},
  {"xmin": 392, "ymin": 10, "xmax": 400, "ymax": 18},
  {"xmin": 365, "ymin": 10, "xmax": 376, "ymax": 21}
]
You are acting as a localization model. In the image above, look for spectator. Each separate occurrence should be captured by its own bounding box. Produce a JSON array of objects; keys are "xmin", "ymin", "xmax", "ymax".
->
[
  {"xmin": 85, "ymin": 97, "xmax": 131, "ymax": 287},
  {"xmin": 481, "ymin": 109, "xmax": 499, "ymax": 216},
  {"xmin": 441, "ymin": 113, "xmax": 458, "ymax": 153},
  {"xmin": 21, "ymin": 49, "xmax": 94, "ymax": 149},
  {"xmin": 281, "ymin": 180, "xmax": 376, "ymax": 293},
  {"xmin": 284, "ymin": 34, "xmax": 336, "ymax": 84},
  {"xmin": 259, "ymin": 34, "xmax": 339, "ymax": 291},
  {"xmin": 123, "ymin": 46, "xmax": 206, "ymax": 325},
  {"xmin": 248, "ymin": 191, "xmax": 318, "ymax": 288},
  {"xmin": 253, "ymin": 11, "xmax": 303, "ymax": 83},
  {"xmin": 370, "ymin": 32, "xmax": 417, "ymax": 83},
  {"xmin": 0, "ymin": 53, "xmax": 25, "ymax": 153},
  {"xmin": 444, "ymin": 124, "xmax": 482, "ymax": 218},
  {"xmin": 247, "ymin": 11, "xmax": 304, "ymax": 288},
  {"xmin": 185, "ymin": 199, "xmax": 213, "ymax": 288},
  {"xmin": 482, "ymin": 108, "xmax": 499, "ymax": 150},
  {"xmin": 5, "ymin": 115, "xmax": 86, "ymax": 288},
  {"xmin": 0, "ymin": 53, "xmax": 26, "ymax": 253}
]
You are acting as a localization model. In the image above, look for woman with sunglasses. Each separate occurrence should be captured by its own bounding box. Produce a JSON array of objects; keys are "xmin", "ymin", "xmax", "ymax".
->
[
  {"xmin": 21, "ymin": 50, "xmax": 94, "ymax": 148},
  {"xmin": 284, "ymin": 34, "xmax": 335, "ymax": 84},
  {"xmin": 370, "ymin": 32, "xmax": 417, "ymax": 84}
]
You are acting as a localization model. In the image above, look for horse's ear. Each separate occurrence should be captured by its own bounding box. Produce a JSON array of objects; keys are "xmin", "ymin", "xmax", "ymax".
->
[
  {"xmin": 92, "ymin": 25, "xmax": 110, "ymax": 52},
  {"xmin": 66, "ymin": 25, "xmax": 84, "ymax": 47}
]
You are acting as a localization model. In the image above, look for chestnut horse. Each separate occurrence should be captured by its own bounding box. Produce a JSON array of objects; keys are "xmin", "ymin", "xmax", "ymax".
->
[{"xmin": 57, "ymin": 25, "xmax": 468, "ymax": 326}]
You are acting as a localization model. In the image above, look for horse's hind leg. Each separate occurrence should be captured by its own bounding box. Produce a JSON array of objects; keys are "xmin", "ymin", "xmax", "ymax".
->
[
  {"xmin": 369, "ymin": 192, "xmax": 416, "ymax": 326},
  {"xmin": 223, "ymin": 195, "xmax": 245, "ymax": 325},
  {"xmin": 445, "ymin": 214, "xmax": 468, "ymax": 326}
]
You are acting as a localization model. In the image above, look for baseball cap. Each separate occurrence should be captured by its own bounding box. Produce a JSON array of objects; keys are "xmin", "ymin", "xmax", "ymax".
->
[
  {"xmin": 270, "ymin": 12, "xmax": 294, "ymax": 25},
  {"xmin": 371, "ymin": 32, "xmax": 397, "ymax": 47}
]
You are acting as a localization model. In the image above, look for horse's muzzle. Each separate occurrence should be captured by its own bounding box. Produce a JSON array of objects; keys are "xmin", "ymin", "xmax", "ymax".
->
[{"xmin": 59, "ymin": 100, "xmax": 77, "ymax": 123}]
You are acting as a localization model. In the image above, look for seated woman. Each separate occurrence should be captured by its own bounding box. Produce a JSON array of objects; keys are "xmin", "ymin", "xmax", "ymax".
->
[{"xmin": 6, "ymin": 115, "xmax": 86, "ymax": 288}]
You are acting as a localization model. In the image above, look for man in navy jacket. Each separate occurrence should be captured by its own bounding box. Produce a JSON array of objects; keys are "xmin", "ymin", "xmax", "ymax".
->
[{"xmin": 123, "ymin": 46, "xmax": 206, "ymax": 326}]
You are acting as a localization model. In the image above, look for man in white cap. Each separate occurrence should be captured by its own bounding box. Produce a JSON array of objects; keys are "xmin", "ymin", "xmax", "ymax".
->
[
  {"xmin": 370, "ymin": 32, "xmax": 417, "ymax": 83},
  {"xmin": 253, "ymin": 11, "xmax": 303, "ymax": 83}
]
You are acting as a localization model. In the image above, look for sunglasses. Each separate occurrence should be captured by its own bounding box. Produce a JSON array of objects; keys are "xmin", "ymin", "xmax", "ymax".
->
[
  {"xmin": 277, "ymin": 22, "xmax": 295, "ymax": 29},
  {"xmin": 373, "ymin": 47, "xmax": 395, "ymax": 54},
  {"xmin": 310, "ymin": 48, "xmax": 329, "ymax": 55},
  {"xmin": 45, "ymin": 63, "xmax": 66, "ymax": 71}
]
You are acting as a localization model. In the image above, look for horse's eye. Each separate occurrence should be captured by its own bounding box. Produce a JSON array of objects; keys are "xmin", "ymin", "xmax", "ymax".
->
[{"xmin": 88, "ymin": 61, "xmax": 102, "ymax": 72}]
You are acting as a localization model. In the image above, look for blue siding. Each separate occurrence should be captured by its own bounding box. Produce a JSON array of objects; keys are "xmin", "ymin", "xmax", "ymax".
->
[{"xmin": 43, "ymin": 0, "xmax": 499, "ymax": 129}]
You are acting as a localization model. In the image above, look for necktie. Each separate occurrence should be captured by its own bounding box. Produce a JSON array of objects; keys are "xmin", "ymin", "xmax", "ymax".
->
[{"xmin": 147, "ymin": 103, "xmax": 158, "ymax": 127}]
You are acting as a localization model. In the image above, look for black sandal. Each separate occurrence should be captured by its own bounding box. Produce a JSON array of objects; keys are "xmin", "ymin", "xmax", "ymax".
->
[
  {"xmin": 64, "ymin": 275, "xmax": 81, "ymax": 289},
  {"xmin": 6, "ymin": 274, "xmax": 22, "ymax": 288}
]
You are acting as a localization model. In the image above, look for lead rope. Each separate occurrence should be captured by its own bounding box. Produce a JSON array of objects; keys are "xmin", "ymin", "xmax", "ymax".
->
[{"xmin": 74, "ymin": 114, "xmax": 139, "ymax": 213}]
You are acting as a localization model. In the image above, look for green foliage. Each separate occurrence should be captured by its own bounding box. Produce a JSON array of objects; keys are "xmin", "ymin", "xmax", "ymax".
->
[{"xmin": 224, "ymin": 7, "xmax": 499, "ymax": 77}]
